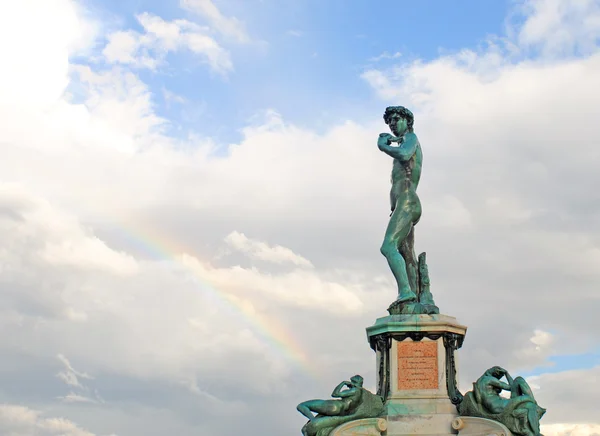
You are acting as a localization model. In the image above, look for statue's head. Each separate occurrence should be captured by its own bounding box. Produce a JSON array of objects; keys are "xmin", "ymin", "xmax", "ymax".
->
[
  {"xmin": 487, "ymin": 366, "xmax": 505, "ymax": 379},
  {"xmin": 383, "ymin": 106, "xmax": 414, "ymax": 136},
  {"xmin": 349, "ymin": 375, "xmax": 364, "ymax": 387}
]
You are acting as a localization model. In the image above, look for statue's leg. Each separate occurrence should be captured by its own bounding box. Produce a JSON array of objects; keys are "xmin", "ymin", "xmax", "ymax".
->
[
  {"xmin": 399, "ymin": 226, "xmax": 418, "ymax": 297},
  {"xmin": 297, "ymin": 400, "xmax": 342, "ymax": 420},
  {"xmin": 297, "ymin": 402, "xmax": 317, "ymax": 420},
  {"xmin": 512, "ymin": 377, "xmax": 536, "ymax": 400},
  {"xmin": 380, "ymin": 208, "xmax": 417, "ymax": 302}
]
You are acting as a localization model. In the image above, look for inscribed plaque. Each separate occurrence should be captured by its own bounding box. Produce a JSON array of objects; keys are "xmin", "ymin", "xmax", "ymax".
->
[{"xmin": 397, "ymin": 340, "xmax": 438, "ymax": 390}]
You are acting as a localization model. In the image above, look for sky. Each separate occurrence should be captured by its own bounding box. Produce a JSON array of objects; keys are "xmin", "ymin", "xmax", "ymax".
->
[{"xmin": 0, "ymin": 0, "xmax": 600, "ymax": 435}]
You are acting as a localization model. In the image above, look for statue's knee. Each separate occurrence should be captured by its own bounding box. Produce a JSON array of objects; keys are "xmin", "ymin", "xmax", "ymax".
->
[{"xmin": 380, "ymin": 243, "xmax": 392, "ymax": 257}]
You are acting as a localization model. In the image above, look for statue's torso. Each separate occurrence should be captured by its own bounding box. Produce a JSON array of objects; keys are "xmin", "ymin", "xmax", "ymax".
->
[
  {"xmin": 477, "ymin": 376, "xmax": 509, "ymax": 413},
  {"xmin": 390, "ymin": 140, "xmax": 422, "ymax": 215}
]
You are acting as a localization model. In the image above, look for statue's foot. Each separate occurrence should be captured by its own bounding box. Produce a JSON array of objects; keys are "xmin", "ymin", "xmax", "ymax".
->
[
  {"xmin": 388, "ymin": 300, "xmax": 439, "ymax": 315},
  {"xmin": 388, "ymin": 299, "xmax": 414, "ymax": 315},
  {"xmin": 397, "ymin": 290, "xmax": 417, "ymax": 303}
]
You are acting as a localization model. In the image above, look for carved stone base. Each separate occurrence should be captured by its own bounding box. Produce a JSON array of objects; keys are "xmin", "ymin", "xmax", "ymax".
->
[
  {"xmin": 366, "ymin": 314, "xmax": 467, "ymax": 404},
  {"xmin": 365, "ymin": 314, "xmax": 468, "ymax": 435},
  {"xmin": 387, "ymin": 412, "xmax": 456, "ymax": 435},
  {"xmin": 331, "ymin": 418, "xmax": 387, "ymax": 436},
  {"xmin": 452, "ymin": 416, "xmax": 512, "ymax": 436}
]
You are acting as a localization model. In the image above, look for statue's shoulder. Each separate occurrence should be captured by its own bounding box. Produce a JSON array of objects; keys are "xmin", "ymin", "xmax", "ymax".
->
[
  {"xmin": 477, "ymin": 374, "xmax": 493, "ymax": 382},
  {"xmin": 404, "ymin": 132, "xmax": 420, "ymax": 147}
]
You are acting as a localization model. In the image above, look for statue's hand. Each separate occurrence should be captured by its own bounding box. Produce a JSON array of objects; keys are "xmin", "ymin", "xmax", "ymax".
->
[{"xmin": 378, "ymin": 133, "xmax": 393, "ymax": 150}]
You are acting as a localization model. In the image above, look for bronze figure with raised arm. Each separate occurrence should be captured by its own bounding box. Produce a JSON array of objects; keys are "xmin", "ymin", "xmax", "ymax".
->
[{"xmin": 377, "ymin": 106, "xmax": 437, "ymax": 314}]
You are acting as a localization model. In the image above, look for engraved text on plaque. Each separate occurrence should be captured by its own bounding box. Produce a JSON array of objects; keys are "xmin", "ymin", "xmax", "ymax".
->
[{"xmin": 397, "ymin": 340, "xmax": 438, "ymax": 390}]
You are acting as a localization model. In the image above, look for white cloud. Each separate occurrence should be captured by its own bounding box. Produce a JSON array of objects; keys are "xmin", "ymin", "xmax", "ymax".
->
[
  {"xmin": 0, "ymin": 0, "xmax": 96, "ymax": 113},
  {"xmin": 0, "ymin": 183, "xmax": 374, "ymax": 393},
  {"xmin": 180, "ymin": 0, "xmax": 250, "ymax": 43},
  {"xmin": 369, "ymin": 51, "xmax": 402, "ymax": 62},
  {"xmin": 39, "ymin": 418, "xmax": 96, "ymax": 436},
  {"xmin": 512, "ymin": 0, "xmax": 600, "ymax": 57},
  {"xmin": 0, "ymin": 0, "xmax": 600, "ymax": 434},
  {"xmin": 0, "ymin": 405, "xmax": 100, "ymax": 436},
  {"xmin": 485, "ymin": 195, "xmax": 535, "ymax": 223},
  {"xmin": 102, "ymin": 12, "xmax": 232, "ymax": 74},
  {"xmin": 543, "ymin": 423, "xmax": 600, "ymax": 436},
  {"xmin": 363, "ymin": 0, "xmax": 600, "ymax": 103},
  {"xmin": 69, "ymin": 64, "xmax": 168, "ymax": 152},
  {"xmin": 224, "ymin": 231, "xmax": 314, "ymax": 267},
  {"xmin": 56, "ymin": 354, "xmax": 93, "ymax": 390},
  {"xmin": 181, "ymin": 253, "xmax": 363, "ymax": 313},
  {"xmin": 162, "ymin": 88, "xmax": 186, "ymax": 106},
  {"xmin": 102, "ymin": 31, "xmax": 154, "ymax": 68},
  {"xmin": 58, "ymin": 393, "xmax": 99, "ymax": 404},
  {"xmin": 511, "ymin": 330, "xmax": 557, "ymax": 368},
  {"xmin": 0, "ymin": 184, "xmax": 138, "ymax": 277},
  {"xmin": 527, "ymin": 366, "xmax": 600, "ymax": 425},
  {"xmin": 425, "ymin": 195, "xmax": 472, "ymax": 228},
  {"xmin": 530, "ymin": 329, "xmax": 554, "ymax": 351}
]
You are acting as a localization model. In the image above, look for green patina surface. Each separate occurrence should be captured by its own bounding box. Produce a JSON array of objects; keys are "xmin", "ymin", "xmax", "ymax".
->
[
  {"xmin": 297, "ymin": 375, "xmax": 384, "ymax": 436},
  {"xmin": 365, "ymin": 314, "xmax": 466, "ymax": 338},
  {"xmin": 296, "ymin": 108, "xmax": 550, "ymax": 436},
  {"xmin": 385, "ymin": 403, "xmax": 410, "ymax": 416},
  {"xmin": 384, "ymin": 402, "xmax": 439, "ymax": 416},
  {"xmin": 459, "ymin": 366, "xmax": 546, "ymax": 436},
  {"xmin": 377, "ymin": 107, "xmax": 439, "ymax": 315}
]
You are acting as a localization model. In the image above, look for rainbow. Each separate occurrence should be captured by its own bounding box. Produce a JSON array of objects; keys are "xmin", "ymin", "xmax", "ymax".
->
[{"xmin": 109, "ymin": 219, "xmax": 315, "ymax": 377}]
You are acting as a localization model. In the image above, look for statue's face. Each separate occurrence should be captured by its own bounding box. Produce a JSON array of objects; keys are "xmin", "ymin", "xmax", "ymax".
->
[{"xmin": 387, "ymin": 113, "xmax": 407, "ymax": 137}]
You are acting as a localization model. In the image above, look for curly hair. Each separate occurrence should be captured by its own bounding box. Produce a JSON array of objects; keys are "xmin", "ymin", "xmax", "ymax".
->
[{"xmin": 383, "ymin": 106, "xmax": 414, "ymax": 132}]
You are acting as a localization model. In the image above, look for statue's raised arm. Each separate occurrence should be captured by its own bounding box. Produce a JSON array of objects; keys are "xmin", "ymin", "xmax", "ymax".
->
[{"xmin": 331, "ymin": 380, "xmax": 359, "ymax": 399}]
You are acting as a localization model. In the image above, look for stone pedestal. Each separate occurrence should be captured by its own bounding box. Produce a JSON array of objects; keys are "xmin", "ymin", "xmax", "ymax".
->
[
  {"xmin": 330, "ymin": 418, "xmax": 387, "ymax": 435},
  {"xmin": 452, "ymin": 416, "xmax": 512, "ymax": 436},
  {"xmin": 366, "ymin": 314, "xmax": 467, "ymax": 436}
]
